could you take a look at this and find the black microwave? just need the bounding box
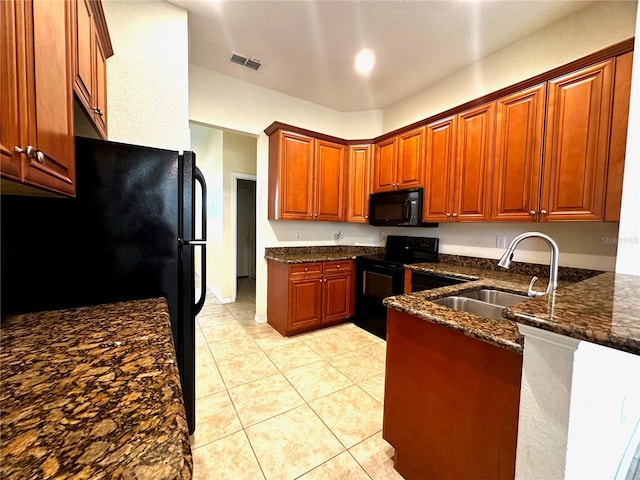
[368,188,437,227]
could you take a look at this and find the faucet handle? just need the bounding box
[527,276,544,297]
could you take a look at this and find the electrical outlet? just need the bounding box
[295,230,301,239]
[496,235,507,248]
[333,230,342,241]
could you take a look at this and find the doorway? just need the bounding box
[235,176,256,302]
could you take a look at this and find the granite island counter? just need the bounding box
[0,297,192,480]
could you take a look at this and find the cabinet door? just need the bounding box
[454,102,495,222]
[541,60,613,221]
[1,0,23,183]
[288,276,323,330]
[322,261,353,323]
[346,144,371,223]
[323,273,351,323]
[73,0,94,114]
[605,52,633,221]
[314,139,345,221]
[277,131,315,220]
[423,117,456,222]
[372,137,397,193]
[93,33,108,137]
[1,0,75,196]
[492,85,545,222]
[396,127,425,189]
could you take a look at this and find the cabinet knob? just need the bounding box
[452,213,458,217]
[93,106,104,116]
[364,215,368,219]
[337,264,340,268]
[529,210,536,216]
[540,210,548,215]
[14,145,44,164]
[304,267,308,272]
[445,213,451,217]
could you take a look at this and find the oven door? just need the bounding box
[355,257,405,324]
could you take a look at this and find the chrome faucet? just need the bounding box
[497,232,559,297]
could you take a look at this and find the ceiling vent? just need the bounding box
[230,51,263,71]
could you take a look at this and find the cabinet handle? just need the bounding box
[540,210,548,215]
[452,213,458,217]
[14,145,44,164]
[529,210,536,216]
[93,106,104,117]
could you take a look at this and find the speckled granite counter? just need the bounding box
[386,260,603,353]
[265,245,383,264]
[0,298,192,480]
[504,272,640,356]
[388,260,639,357]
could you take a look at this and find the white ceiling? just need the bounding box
[170,0,597,112]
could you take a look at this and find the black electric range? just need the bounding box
[354,235,467,339]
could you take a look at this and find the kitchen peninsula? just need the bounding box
[383,266,640,479]
[0,298,192,480]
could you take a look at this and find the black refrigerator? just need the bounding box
[1,136,207,434]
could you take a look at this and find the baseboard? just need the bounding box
[255,314,268,324]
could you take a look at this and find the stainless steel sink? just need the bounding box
[456,289,527,307]
[430,288,527,320]
[432,296,507,321]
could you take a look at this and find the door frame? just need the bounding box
[231,173,257,302]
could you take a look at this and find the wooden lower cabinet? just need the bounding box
[267,259,354,336]
[383,308,522,480]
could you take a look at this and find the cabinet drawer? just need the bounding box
[289,263,322,277]
[323,260,353,275]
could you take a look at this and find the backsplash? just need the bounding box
[439,254,602,282]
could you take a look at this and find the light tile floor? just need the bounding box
[191,278,404,480]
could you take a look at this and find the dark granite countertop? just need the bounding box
[0,298,192,480]
[504,272,640,356]
[389,260,639,357]
[265,245,383,264]
[384,267,539,354]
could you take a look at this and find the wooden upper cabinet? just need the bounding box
[541,60,614,221]
[423,117,456,222]
[396,127,425,189]
[347,144,372,223]
[268,130,346,221]
[454,102,495,222]
[72,0,112,139]
[372,137,397,192]
[273,131,315,220]
[314,139,346,221]
[604,51,633,222]
[1,0,76,196]
[372,127,425,193]
[492,84,546,222]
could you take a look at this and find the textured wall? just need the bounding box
[103,0,190,150]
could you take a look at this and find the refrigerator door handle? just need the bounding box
[193,167,207,315]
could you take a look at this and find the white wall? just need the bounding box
[616,3,640,276]
[189,67,383,318]
[103,0,190,150]
[382,1,638,132]
[190,123,223,298]
[222,131,257,302]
